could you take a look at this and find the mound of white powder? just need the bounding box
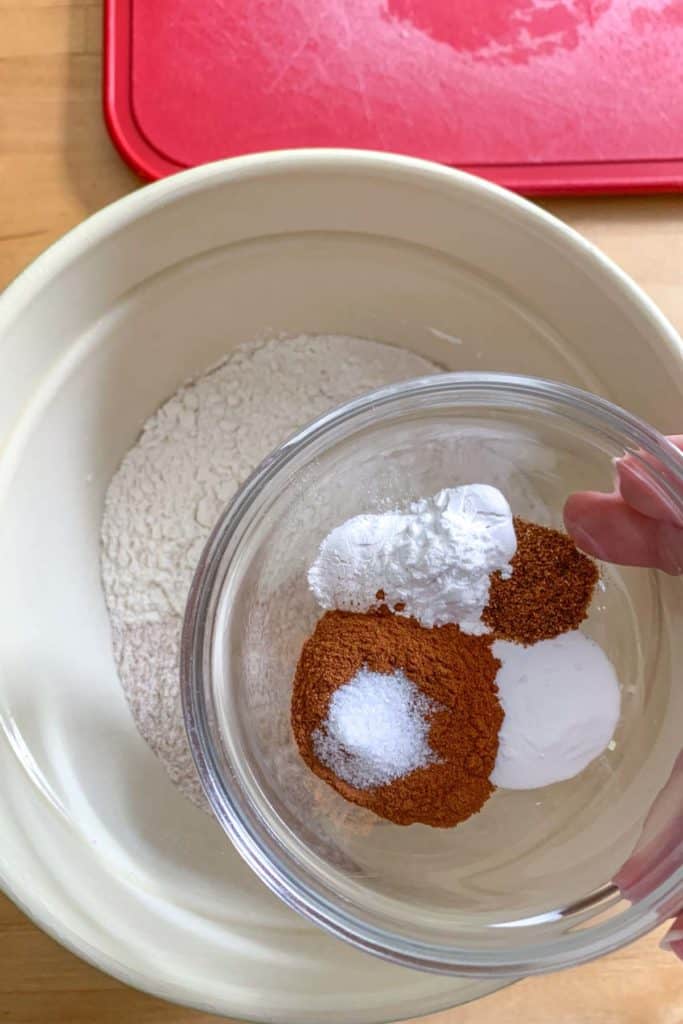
[313,667,439,789]
[101,335,441,807]
[491,632,621,789]
[308,483,516,632]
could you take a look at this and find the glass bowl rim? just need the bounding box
[181,371,683,976]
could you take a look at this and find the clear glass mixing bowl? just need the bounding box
[181,373,683,976]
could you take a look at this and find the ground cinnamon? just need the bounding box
[291,607,502,827]
[483,517,599,645]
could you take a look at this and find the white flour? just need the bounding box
[101,335,440,807]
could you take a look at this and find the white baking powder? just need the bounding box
[313,667,438,789]
[101,335,440,807]
[308,484,516,632]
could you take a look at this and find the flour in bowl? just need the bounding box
[101,335,441,807]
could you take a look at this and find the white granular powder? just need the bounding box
[101,335,440,807]
[491,632,621,790]
[313,667,438,789]
[308,483,516,632]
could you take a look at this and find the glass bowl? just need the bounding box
[181,372,683,977]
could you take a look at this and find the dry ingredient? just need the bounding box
[483,517,599,644]
[313,667,439,788]
[102,323,612,820]
[295,507,615,820]
[291,607,503,827]
[101,334,440,807]
[491,633,621,789]
[308,484,516,633]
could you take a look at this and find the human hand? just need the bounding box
[564,436,683,574]
[612,751,683,959]
[564,439,683,959]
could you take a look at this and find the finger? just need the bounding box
[616,436,683,526]
[661,916,683,959]
[613,751,683,900]
[564,491,683,574]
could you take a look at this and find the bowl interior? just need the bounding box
[204,378,683,963]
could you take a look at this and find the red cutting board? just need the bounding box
[104,0,683,194]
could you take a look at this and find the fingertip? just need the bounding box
[616,457,683,527]
[563,491,618,560]
[660,922,683,959]
[563,491,593,538]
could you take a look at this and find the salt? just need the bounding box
[313,667,438,789]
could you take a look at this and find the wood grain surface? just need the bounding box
[1,2,682,1022]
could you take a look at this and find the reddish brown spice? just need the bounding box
[483,517,599,645]
[291,608,502,827]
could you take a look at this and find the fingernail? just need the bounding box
[660,927,683,951]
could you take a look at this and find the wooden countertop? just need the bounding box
[1,2,682,1021]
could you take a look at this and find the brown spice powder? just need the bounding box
[291,608,502,828]
[483,517,599,645]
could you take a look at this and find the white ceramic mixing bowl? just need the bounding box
[183,371,683,975]
[0,150,682,1021]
